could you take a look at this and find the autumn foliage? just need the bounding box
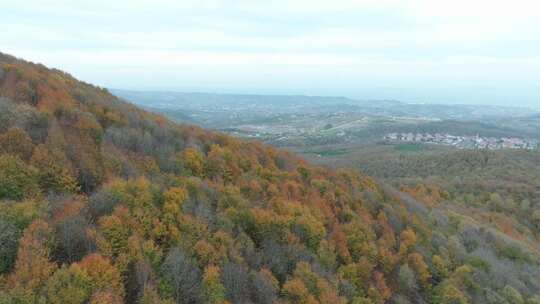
[1,52,538,304]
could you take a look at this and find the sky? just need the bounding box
[2,0,540,108]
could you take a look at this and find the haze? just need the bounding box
[2,0,540,107]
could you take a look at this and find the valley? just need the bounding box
[4,1,540,303]
[1,54,539,304]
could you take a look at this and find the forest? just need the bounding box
[1,52,539,304]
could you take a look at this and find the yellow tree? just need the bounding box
[183,148,205,177]
[399,228,417,257]
[408,253,431,290]
[163,186,188,222]
[432,255,449,281]
[282,277,318,304]
[76,253,125,300]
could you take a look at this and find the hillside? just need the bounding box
[499,114,540,139]
[1,53,539,304]
[324,147,540,235]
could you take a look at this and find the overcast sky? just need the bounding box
[2,0,540,107]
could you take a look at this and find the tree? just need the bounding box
[407,253,431,290]
[8,220,56,290]
[183,148,204,177]
[527,295,540,304]
[76,254,125,300]
[0,217,20,274]
[532,209,540,228]
[339,258,374,296]
[434,284,468,304]
[88,291,123,304]
[0,154,40,200]
[502,285,524,304]
[161,247,201,304]
[372,271,391,303]
[250,268,279,304]
[282,278,315,304]
[98,212,130,257]
[488,193,505,212]
[123,258,153,303]
[45,265,92,304]
[220,262,250,304]
[292,262,321,297]
[0,199,40,232]
[398,228,417,257]
[201,265,226,304]
[30,144,79,194]
[292,214,326,251]
[139,286,174,304]
[0,127,34,160]
[0,289,35,304]
[398,265,417,293]
[194,240,219,268]
[205,144,226,179]
[163,186,188,221]
[316,240,337,271]
[431,255,449,282]
[87,186,122,220]
[53,211,91,263]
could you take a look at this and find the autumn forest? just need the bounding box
[0,52,539,304]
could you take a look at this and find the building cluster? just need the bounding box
[384,133,539,150]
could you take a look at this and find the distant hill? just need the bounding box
[114,89,533,122]
[1,53,539,304]
[489,111,540,139]
[111,89,370,107]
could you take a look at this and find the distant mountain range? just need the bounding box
[112,89,538,122]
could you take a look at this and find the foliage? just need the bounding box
[0,216,20,274]
[45,265,91,304]
[7,220,56,290]
[0,154,40,200]
[201,265,226,304]
[1,52,538,304]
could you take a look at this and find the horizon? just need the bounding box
[2,0,540,108]
[111,88,540,110]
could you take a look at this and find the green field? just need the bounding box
[394,143,424,152]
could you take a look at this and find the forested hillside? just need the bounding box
[1,53,539,304]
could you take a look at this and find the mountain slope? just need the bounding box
[1,53,539,304]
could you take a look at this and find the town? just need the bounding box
[384,132,539,150]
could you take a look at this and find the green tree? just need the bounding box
[502,285,524,304]
[435,284,468,304]
[45,265,92,304]
[0,154,40,200]
[201,265,226,304]
[30,144,79,194]
[0,217,20,274]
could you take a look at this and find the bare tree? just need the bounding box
[161,247,201,304]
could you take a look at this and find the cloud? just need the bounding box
[1,0,539,105]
